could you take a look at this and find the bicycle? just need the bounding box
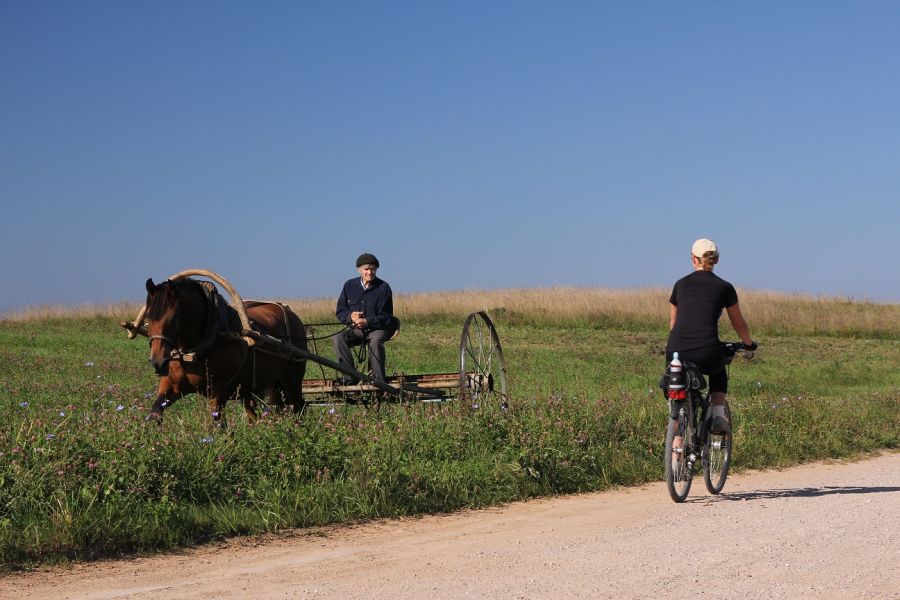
[662,341,756,502]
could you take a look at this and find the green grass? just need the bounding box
[0,315,897,569]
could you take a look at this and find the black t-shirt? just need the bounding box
[666,270,739,352]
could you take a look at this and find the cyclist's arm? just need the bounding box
[669,303,677,330]
[725,303,754,347]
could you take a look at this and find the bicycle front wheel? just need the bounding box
[664,403,693,503]
[703,402,733,494]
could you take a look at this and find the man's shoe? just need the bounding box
[336,376,359,386]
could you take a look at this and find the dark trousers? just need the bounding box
[333,328,390,383]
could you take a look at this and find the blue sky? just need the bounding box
[2,2,898,311]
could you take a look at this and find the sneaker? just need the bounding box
[710,415,731,434]
[709,405,730,434]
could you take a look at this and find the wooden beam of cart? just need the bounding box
[241,329,446,400]
[303,372,481,396]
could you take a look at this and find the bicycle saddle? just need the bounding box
[682,363,707,391]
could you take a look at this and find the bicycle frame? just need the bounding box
[664,341,751,501]
[669,370,711,471]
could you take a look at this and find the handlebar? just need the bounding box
[723,340,758,363]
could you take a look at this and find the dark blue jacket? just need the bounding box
[335,277,395,332]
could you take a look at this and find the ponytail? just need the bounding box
[700,251,718,271]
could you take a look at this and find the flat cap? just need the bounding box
[356,253,380,268]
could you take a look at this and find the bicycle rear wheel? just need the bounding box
[664,403,693,502]
[703,402,732,494]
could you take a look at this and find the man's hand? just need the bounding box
[351,311,367,328]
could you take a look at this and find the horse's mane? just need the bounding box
[146,279,205,320]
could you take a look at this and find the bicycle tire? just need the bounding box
[664,404,693,502]
[703,402,732,494]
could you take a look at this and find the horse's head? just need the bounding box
[145,278,180,376]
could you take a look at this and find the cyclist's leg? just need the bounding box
[671,418,684,471]
[708,371,729,433]
[670,433,683,474]
[683,345,729,433]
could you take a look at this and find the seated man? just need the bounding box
[333,253,398,384]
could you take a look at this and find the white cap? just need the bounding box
[691,238,718,258]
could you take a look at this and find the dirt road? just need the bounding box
[5,452,898,600]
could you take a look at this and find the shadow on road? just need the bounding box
[700,485,900,502]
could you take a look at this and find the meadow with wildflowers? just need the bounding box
[1,292,898,568]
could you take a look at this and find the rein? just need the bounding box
[305,322,352,341]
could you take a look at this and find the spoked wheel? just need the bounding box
[459,311,508,408]
[665,403,694,502]
[703,402,733,494]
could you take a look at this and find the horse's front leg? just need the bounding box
[149,378,180,424]
[208,396,229,430]
[243,393,260,423]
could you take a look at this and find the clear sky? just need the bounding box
[2,2,898,312]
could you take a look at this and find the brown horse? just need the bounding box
[144,277,307,425]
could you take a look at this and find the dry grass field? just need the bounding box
[4,286,898,338]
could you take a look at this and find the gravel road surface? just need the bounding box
[4,452,898,600]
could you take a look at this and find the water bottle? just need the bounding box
[667,352,686,400]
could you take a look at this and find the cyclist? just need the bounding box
[666,239,755,444]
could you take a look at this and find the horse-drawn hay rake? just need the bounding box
[121,270,509,410]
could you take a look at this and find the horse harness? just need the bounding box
[150,280,233,364]
[152,280,303,391]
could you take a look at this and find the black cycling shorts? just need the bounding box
[666,345,728,394]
